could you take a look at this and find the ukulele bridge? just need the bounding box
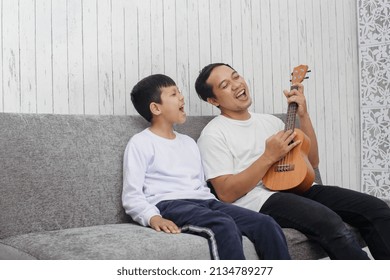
[274,164,295,172]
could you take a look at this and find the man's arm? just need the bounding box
[283,83,319,168]
[210,130,300,203]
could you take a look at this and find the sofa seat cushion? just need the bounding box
[0,223,259,260]
[1,222,365,260]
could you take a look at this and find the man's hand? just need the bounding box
[149,215,180,234]
[283,83,308,118]
[263,130,301,164]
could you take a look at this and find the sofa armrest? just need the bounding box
[314,168,322,185]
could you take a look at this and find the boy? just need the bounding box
[122,74,291,260]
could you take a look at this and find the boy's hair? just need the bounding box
[195,63,234,102]
[131,74,176,122]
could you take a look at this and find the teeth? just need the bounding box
[236,90,245,98]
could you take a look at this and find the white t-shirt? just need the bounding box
[197,112,285,211]
[122,128,215,227]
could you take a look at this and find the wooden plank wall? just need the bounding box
[0,0,360,191]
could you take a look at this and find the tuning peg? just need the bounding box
[304,77,309,79]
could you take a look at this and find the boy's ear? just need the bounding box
[149,102,161,117]
[206,97,219,107]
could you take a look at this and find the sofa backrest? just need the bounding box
[0,112,320,239]
[0,113,236,238]
[0,113,149,239]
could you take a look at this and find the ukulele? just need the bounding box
[262,65,315,194]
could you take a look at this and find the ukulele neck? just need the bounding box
[285,85,298,132]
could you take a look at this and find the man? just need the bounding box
[195,62,390,259]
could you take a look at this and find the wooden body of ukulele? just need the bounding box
[262,65,315,194]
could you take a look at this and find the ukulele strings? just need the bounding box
[282,102,297,172]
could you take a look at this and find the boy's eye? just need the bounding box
[221,82,228,89]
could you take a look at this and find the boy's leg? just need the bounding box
[260,192,369,259]
[303,185,390,259]
[209,200,291,260]
[156,199,245,260]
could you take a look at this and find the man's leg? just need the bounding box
[260,192,369,259]
[303,185,390,259]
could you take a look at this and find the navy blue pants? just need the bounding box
[261,185,390,259]
[156,199,291,260]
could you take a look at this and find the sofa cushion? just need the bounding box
[0,223,258,260]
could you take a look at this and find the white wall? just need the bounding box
[0,0,361,191]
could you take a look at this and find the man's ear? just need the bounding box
[149,102,161,117]
[207,97,219,107]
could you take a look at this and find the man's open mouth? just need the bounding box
[236,89,246,99]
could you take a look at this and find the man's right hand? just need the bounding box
[149,215,180,234]
[263,130,301,164]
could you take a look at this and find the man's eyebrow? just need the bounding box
[218,71,237,88]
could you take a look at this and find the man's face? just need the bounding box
[206,65,252,117]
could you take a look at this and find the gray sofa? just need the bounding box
[0,112,368,260]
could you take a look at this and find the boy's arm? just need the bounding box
[122,140,161,227]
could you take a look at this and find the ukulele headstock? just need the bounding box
[291,65,309,85]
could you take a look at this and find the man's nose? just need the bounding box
[231,79,240,90]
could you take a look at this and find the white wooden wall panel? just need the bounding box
[3,0,20,113]
[112,0,126,115]
[68,0,84,114]
[124,0,138,115]
[0,0,362,191]
[20,0,36,113]
[97,0,113,115]
[176,0,190,115]
[52,0,69,114]
[83,0,100,115]
[35,0,53,113]
[0,1,2,112]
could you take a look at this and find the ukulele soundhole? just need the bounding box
[274,164,295,172]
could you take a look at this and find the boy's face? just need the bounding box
[206,65,252,116]
[153,85,186,124]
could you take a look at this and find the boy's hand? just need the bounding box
[150,215,180,234]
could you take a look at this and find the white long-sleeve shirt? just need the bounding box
[122,128,216,227]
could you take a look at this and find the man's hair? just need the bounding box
[131,74,176,122]
[195,63,234,102]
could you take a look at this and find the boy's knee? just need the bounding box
[215,215,241,235]
[252,214,283,233]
